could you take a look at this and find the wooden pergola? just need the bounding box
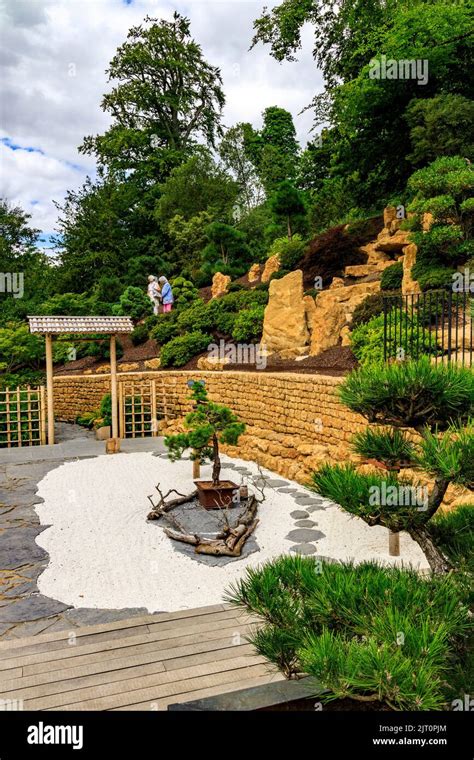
[28,316,134,445]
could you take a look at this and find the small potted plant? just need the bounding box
[165,380,245,509]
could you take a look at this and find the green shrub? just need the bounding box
[150,313,179,345]
[176,299,214,334]
[131,324,149,346]
[431,505,474,579]
[350,312,438,367]
[269,268,291,281]
[380,262,403,291]
[351,292,400,329]
[231,304,265,342]
[268,235,305,270]
[170,276,199,309]
[159,331,212,368]
[417,266,456,292]
[226,556,470,709]
[76,410,100,429]
[112,286,152,322]
[99,393,112,427]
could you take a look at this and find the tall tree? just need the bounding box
[219,123,264,212]
[80,13,225,179]
[246,107,300,192]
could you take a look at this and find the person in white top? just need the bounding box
[147,275,161,315]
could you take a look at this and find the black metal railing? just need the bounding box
[383,290,473,367]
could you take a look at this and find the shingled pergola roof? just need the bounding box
[27,315,134,334]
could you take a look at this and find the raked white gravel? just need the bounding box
[34,452,429,612]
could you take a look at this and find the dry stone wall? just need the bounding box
[53,370,366,483]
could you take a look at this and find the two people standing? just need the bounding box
[147,275,174,315]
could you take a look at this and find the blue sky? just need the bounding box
[0,0,321,246]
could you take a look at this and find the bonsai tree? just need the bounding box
[312,358,474,573]
[165,380,245,486]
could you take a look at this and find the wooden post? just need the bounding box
[110,335,119,440]
[389,530,400,556]
[193,452,201,479]
[40,385,47,445]
[45,334,54,445]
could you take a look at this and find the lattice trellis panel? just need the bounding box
[0,385,46,448]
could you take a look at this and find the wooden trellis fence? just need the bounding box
[118,377,178,438]
[0,385,46,448]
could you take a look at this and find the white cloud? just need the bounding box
[0,0,322,237]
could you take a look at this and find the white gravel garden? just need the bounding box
[34,452,429,613]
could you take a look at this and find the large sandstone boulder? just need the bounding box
[211,272,231,299]
[197,355,230,371]
[401,243,421,295]
[261,254,280,283]
[310,281,380,356]
[261,270,310,356]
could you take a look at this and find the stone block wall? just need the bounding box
[53,370,366,483]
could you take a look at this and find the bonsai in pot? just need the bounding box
[165,380,246,509]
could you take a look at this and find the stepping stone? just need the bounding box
[285,528,325,543]
[290,510,309,520]
[293,498,323,507]
[4,581,35,598]
[294,520,317,528]
[0,544,48,570]
[306,505,326,513]
[278,488,299,494]
[0,594,70,623]
[266,479,289,487]
[290,543,317,555]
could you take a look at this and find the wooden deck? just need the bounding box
[0,604,283,710]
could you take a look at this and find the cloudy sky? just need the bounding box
[0,0,321,243]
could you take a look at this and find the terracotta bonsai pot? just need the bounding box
[194,480,239,509]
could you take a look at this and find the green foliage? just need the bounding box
[176,299,214,334]
[351,292,398,329]
[226,556,469,709]
[130,324,149,346]
[113,286,152,322]
[159,332,211,368]
[201,221,251,278]
[415,422,474,491]
[150,313,179,345]
[267,234,305,270]
[416,266,457,293]
[380,262,403,291]
[431,506,474,578]
[269,180,307,240]
[0,322,43,377]
[339,357,474,431]
[76,409,100,429]
[169,277,199,309]
[405,95,474,166]
[352,428,415,469]
[231,304,265,342]
[165,380,245,482]
[99,393,112,428]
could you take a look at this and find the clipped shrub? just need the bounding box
[231,304,265,342]
[150,313,179,345]
[176,299,214,334]
[112,286,152,322]
[131,324,149,346]
[99,393,112,427]
[170,276,199,309]
[350,312,437,367]
[380,261,403,291]
[159,331,212,368]
[417,266,457,292]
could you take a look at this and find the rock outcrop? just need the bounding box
[261,270,310,356]
[211,272,231,299]
[401,243,421,296]
[261,254,280,283]
[310,280,381,356]
[247,263,261,283]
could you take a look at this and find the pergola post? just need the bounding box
[45,333,55,445]
[110,335,119,440]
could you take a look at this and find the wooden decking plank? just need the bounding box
[45,662,274,711]
[0,632,255,694]
[0,644,257,703]
[0,604,231,653]
[1,611,254,673]
[24,654,266,711]
[113,673,285,711]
